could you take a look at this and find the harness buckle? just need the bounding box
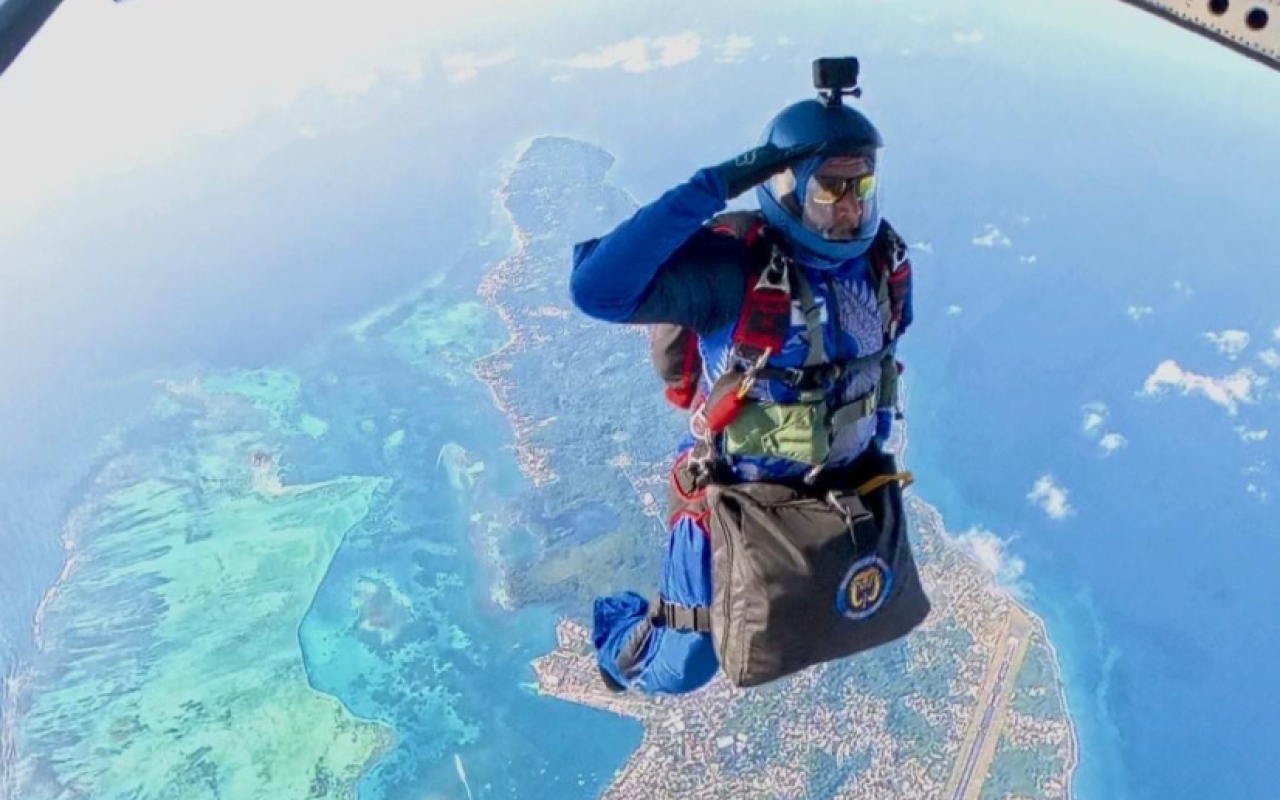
[736,347,773,399]
[805,464,826,485]
[689,404,709,439]
[687,448,717,489]
[754,251,791,293]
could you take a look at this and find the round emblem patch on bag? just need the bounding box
[836,555,893,620]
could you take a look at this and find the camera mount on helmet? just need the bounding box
[754,55,883,267]
[813,57,862,107]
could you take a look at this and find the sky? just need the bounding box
[4,0,1274,237]
[0,0,564,233]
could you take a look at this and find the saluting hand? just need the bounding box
[714,142,825,199]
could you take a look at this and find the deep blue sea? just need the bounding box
[889,15,1280,793]
[4,0,1279,797]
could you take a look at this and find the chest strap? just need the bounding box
[754,346,891,393]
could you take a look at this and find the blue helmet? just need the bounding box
[755,98,884,268]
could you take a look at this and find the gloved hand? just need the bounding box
[874,408,894,447]
[714,141,825,199]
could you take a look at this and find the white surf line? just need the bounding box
[455,753,475,800]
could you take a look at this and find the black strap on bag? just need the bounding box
[650,596,713,633]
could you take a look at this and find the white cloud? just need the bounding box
[953,30,986,45]
[1081,402,1108,436]
[1274,326,1280,342]
[553,38,648,72]
[1019,254,1038,264]
[1204,329,1251,360]
[1140,359,1267,416]
[442,48,517,83]
[777,36,795,47]
[1099,433,1128,455]
[552,32,701,74]
[952,527,1026,593]
[1260,350,1280,370]
[715,34,754,63]
[1082,402,1126,454]
[1173,280,1194,297]
[911,241,934,254]
[1246,483,1270,501]
[1235,426,1269,443]
[947,305,964,316]
[972,225,1012,248]
[1027,475,1074,520]
[654,32,702,66]
[1127,305,1155,321]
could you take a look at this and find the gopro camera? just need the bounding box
[813,57,862,105]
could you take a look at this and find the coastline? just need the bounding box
[0,664,22,800]
[29,508,86,653]
[293,478,401,800]
[897,381,1080,798]
[472,142,557,490]
[1026,603,1080,798]
[3,491,91,799]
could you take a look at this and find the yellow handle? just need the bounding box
[854,471,914,496]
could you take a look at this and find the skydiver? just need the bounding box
[570,58,930,694]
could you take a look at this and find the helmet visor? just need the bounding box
[771,154,881,243]
[801,156,879,242]
[807,173,877,206]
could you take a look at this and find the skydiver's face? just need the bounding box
[801,156,874,241]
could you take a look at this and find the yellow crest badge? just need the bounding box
[837,556,893,620]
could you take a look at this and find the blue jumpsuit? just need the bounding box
[570,166,914,694]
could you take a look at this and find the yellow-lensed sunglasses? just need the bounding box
[808,173,877,205]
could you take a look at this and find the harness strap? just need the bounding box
[869,221,910,413]
[877,354,901,413]
[874,259,893,346]
[754,345,890,392]
[729,249,790,358]
[667,452,712,527]
[792,267,827,368]
[691,239,795,450]
[845,390,878,420]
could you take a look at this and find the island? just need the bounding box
[474,135,1079,799]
